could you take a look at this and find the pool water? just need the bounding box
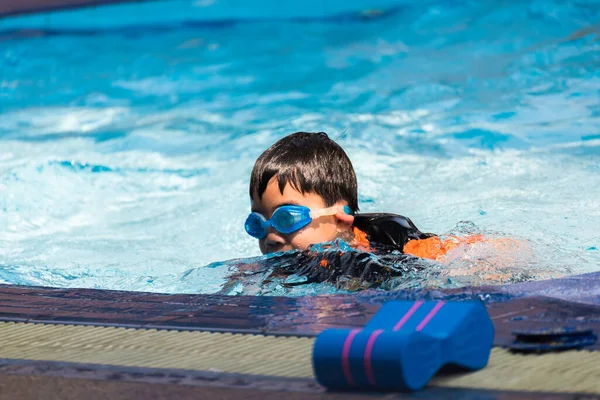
[1,0,599,295]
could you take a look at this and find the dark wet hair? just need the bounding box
[249,132,359,212]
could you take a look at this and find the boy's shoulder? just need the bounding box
[352,213,435,249]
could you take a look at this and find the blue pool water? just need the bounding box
[1,0,599,295]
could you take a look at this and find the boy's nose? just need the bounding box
[264,231,286,252]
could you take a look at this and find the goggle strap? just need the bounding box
[309,205,352,219]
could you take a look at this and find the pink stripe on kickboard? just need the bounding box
[363,329,384,387]
[416,301,445,331]
[341,329,360,386]
[392,301,423,331]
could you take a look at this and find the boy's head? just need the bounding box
[248,132,358,254]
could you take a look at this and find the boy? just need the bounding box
[245,131,481,261]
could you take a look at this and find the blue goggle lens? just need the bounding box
[272,208,301,230]
[245,213,267,239]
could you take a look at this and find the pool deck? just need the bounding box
[0,273,598,399]
[0,0,144,18]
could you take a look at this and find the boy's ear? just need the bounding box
[335,211,354,231]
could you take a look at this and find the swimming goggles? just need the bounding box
[245,205,353,239]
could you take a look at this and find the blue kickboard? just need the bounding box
[312,300,494,391]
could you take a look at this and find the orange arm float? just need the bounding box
[403,235,487,261]
[351,227,522,262]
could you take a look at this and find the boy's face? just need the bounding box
[251,176,354,254]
